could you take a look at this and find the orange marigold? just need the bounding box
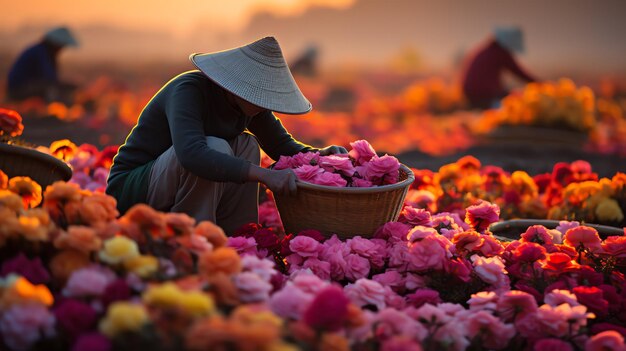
[164,212,196,237]
[118,204,167,242]
[49,249,91,283]
[0,169,8,189]
[49,139,78,162]
[54,225,102,254]
[198,247,242,277]
[194,221,227,248]
[8,176,42,209]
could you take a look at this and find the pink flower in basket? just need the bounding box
[289,235,323,258]
[293,164,324,183]
[349,140,377,166]
[351,178,374,187]
[356,155,400,185]
[312,171,347,187]
[318,154,356,177]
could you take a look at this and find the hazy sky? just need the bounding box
[1,0,625,78]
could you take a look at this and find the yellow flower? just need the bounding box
[99,302,149,337]
[142,283,215,317]
[178,291,215,317]
[142,283,184,308]
[595,198,624,222]
[123,255,159,278]
[99,235,140,265]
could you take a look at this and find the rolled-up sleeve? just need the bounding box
[166,82,251,183]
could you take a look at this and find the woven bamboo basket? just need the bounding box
[274,164,414,239]
[0,143,72,190]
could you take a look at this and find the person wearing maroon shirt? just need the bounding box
[461,27,538,109]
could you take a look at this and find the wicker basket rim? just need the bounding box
[489,219,624,236]
[294,164,414,194]
[0,143,72,180]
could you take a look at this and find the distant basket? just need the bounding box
[0,143,72,190]
[274,164,414,239]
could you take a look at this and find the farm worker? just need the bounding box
[7,26,79,103]
[106,36,346,235]
[461,27,538,109]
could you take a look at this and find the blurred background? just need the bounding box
[1,0,625,175]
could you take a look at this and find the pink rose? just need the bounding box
[1,253,50,285]
[348,236,386,269]
[303,285,351,331]
[273,155,294,170]
[289,235,323,258]
[443,257,472,282]
[414,303,453,324]
[404,273,428,290]
[320,242,349,281]
[293,164,325,183]
[407,236,448,272]
[380,336,424,351]
[372,271,405,292]
[227,236,259,256]
[496,290,538,322]
[388,241,410,272]
[406,289,441,308]
[356,154,400,185]
[269,284,313,320]
[374,222,412,242]
[468,291,499,311]
[290,271,330,294]
[534,338,574,351]
[233,272,273,302]
[291,151,320,167]
[564,226,603,252]
[351,178,374,187]
[602,236,626,257]
[464,310,516,350]
[472,255,509,289]
[318,154,356,177]
[520,225,556,246]
[349,139,377,165]
[407,226,438,242]
[586,331,626,351]
[0,304,56,351]
[258,201,282,228]
[344,278,387,311]
[477,234,505,257]
[241,255,277,281]
[465,200,500,233]
[372,308,427,341]
[53,299,97,340]
[63,265,116,297]
[544,289,580,307]
[302,258,331,281]
[311,171,348,187]
[344,254,371,281]
[399,206,432,227]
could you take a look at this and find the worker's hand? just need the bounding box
[319,145,348,156]
[248,165,297,196]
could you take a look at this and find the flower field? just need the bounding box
[1,74,626,350]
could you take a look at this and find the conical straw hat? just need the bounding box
[44,27,79,47]
[190,37,312,114]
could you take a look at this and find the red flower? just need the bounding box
[532,173,552,194]
[542,252,577,272]
[302,285,351,332]
[602,236,626,257]
[0,108,24,137]
[94,145,119,170]
[53,299,97,340]
[0,253,50,285]
[297,229,326,243]
[551,162,573,186]
[514,242,547,262]
[253,228,280,250]
[233,222,261,237]
[573,286,609,318]
[464,200,500,233]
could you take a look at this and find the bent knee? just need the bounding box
[206,136,234,156]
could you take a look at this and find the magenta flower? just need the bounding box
[241,255,277,281]
[289,235,323,258]
[374,222,412,242]
[344,279,386,311]
[290,271,330,294]
[0,304,56,351]
[233,272,273,303]
[273,155,295,170]
[465,201,501,233]
[534,338,574,351]
[269,284,313,320]
[407,236,448,271]
[293,164,324,183]
[311,171,347,187]
[318,154,356,177]
[53,299,97,340]
[406,289,441,308]
[543,289,579,307]
[297,229,326,242]
[349,139,377,165]
[464,311,516,350]
[1,253,50,285]
[348,236,386,269]
[372,308,427,341]
[471,255,509,289]
[586,331,626,351]
[520,225,555,246]
[344,254,371,281]
[356,154,400,185]
[63,265,116,297]
[468,291,499,311]
[291,151,320,167]
[303,285,351,331]
[302,258,331,281]
[101,279,132,308]
[372,271,405,292]
[573,286,609,318]
[496,290,538,322]
[227,236,258,256]
[380,336,424,351]
[399,206,432,227]
[72,332,112,351]
[252,228,280,250]
[407,226,438,242]
[351,178,374,187]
